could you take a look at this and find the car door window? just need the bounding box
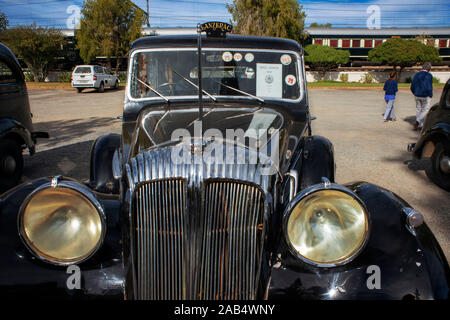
[0,60,16,84]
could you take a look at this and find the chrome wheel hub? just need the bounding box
[440,155,450,174]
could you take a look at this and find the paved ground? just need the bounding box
[22,86,449,263]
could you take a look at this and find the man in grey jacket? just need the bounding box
[410,62,433,130]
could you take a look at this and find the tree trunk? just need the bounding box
[115,56,120,75]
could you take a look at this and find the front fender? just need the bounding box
[413,122,450,159]
[268,182,449,300]
[0,178,124,299]
[0,118,35,154]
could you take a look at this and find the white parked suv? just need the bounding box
[71,65,119,93]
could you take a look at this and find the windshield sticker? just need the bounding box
[245,53,254,62]
[243,67,255,79]
[285,74,297,86]
[233,53,243,62]
[256,63,282,99]
[222,52,233,62]
[280,54,292,65]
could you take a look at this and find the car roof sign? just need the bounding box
[199,21,233,38]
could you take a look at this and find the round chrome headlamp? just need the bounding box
[283,183,369,267]
[18,179,106,265]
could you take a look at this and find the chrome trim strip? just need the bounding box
[126,47,304,104]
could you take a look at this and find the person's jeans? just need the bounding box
[415,96,431,127]
[383,99,395,120]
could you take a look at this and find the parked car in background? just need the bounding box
[0,23,448,300]
[71,65,119,93]
[0,43,48,193]
[408,79,450,191]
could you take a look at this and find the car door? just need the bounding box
[0,58,32,130]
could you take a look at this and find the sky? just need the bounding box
[0,0,449,29]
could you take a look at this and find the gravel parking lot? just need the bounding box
[22,86,449,262]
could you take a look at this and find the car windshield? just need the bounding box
[74,67,92,74]
[129,49,301,101]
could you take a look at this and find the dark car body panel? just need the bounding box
[412,80,450,159]
[0,43,35,151]
[0,178,124,299]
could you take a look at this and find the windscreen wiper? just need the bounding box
[172,70,216,102]
[136,78,169,102]
[212,80,265,103]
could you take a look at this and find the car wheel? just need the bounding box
[76,88,83,93]
[98,82,104,93]
[425,141,450,191]
[0,139,24,193]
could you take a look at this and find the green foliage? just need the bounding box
[432,76,441,84]
[76,0,145,72]
[305,44,349,76]
[309,22,332,28]
[227,0,307,42]
[368,38,441,69]
[24,72,35,82]
[339,73,349,82]
[0,10,8,31]
[57,72,72,83]
[2,25,65,82]
[360,73,374,84]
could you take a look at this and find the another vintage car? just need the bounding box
[0,42,48,193]
[0,24,449,300]
[71,65,119,93]
[408,79,450,191]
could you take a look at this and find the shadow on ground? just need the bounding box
[33,117,120,149]
[22,140,93,183]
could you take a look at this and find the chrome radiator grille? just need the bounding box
[198,180,264,300]
[135,179,187,300]
[133,178,265,300]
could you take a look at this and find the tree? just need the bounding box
[76,0,145,73]
[368,38,441,78]
[309,22,332,28]
[2,25,65,82]
[227,0,307,42]
[304,44,349,77]
[0,10,8,31]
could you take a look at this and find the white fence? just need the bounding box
[306,71,450,83]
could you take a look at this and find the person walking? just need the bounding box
[383,71,398,122]
[410,62,433,130]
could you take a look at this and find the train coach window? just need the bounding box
[364,39,373,48]
[330,39,338,48]
[352,40,361,48]
[439,39,448,48]
[342,39,350,48]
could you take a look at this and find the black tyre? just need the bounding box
[425,141,450,191]
[76,88,83,93]
[98,82,104,93]
[0,139,24,193]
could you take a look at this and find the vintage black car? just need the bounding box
[0,42,48,193]
[408,79,450,191]
[0,25,449,300]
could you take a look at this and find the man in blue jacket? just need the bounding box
[410,62,433,130]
